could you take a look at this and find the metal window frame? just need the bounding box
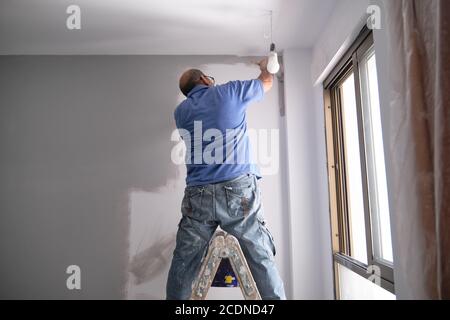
[323,26,395,296]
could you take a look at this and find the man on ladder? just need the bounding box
[166,58,286,300]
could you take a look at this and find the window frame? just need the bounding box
[323,27,395,297]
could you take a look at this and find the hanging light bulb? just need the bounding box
[267,43,280,74]
[266,11,279,74]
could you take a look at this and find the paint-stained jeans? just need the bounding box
[166,174,286,300]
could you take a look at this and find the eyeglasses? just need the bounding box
[204,75,215,85]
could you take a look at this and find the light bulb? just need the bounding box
[267,51,280,74]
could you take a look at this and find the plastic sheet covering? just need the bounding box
[383,0,450,299]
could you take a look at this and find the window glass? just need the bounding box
[359,49,393,264]
[340,73,368,265]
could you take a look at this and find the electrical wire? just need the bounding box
[270,10,273,45]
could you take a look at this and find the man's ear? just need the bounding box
[199,75,209,86]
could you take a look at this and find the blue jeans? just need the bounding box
[166,174,286,300]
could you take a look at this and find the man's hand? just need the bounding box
[257,58,273,93]
[258,58,269,71]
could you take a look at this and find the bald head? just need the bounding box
[179,69,207,97]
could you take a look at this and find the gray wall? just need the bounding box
[0,56,290,299]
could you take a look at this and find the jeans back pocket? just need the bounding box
[224,179,256,217]
[182,187,205,219]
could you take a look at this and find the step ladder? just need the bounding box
[190,230,261,300]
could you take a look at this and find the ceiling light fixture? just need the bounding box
[266,10,280,75]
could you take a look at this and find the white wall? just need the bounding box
[282,48,334,299]
[311,0,370,85]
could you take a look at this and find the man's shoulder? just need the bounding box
[216,79,261,93]
[174,100,188,125]
[175,99,188,114]
[215,79,263,104]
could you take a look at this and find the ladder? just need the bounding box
[190,230,261,300]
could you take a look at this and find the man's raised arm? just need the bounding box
[257,58,274,93]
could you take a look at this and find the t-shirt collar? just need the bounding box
[187,85,209,98]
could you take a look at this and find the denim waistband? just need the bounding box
[218,173,253,184]
[185,173,255,193]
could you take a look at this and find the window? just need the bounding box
[323,27,395,298]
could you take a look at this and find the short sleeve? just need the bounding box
[218,79,264,105]
[174,106,182,129]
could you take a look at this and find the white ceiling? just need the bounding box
[0,0,336,55]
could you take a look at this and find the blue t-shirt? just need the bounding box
[174,79,264,186]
